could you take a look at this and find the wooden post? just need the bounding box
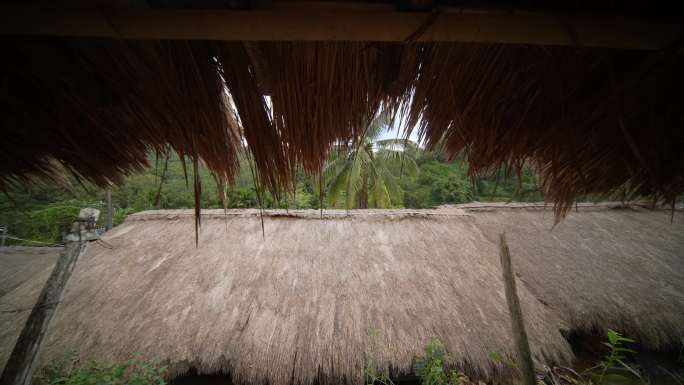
[0,239,84,385]
[106,188,113,231]
[499,233,536,385]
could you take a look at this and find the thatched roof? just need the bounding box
[1,204,681,384]
[1,2,684,216]
[464,203,684,349]
[0,247,61,371]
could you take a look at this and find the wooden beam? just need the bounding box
[499,233,536,385]
[0,3,682,49]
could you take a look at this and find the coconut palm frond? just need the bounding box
[370,172,392,208]
[327,162,350,207]
[376,139,420,180]
[376,164,404,205]
[345,148,370,209]
[399,156,419,179]
[375,138,415,149]
[323,155,346,181]
[376,150,418,179]
[326,114,419,208]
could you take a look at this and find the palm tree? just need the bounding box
[324,116,419,209]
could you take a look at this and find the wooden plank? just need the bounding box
[0,4,681,49]
[0,241,84,385]
[499,233,536,385]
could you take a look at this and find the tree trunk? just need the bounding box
[0,241,84,385]
[499,233,536,385]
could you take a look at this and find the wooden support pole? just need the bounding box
[106,189,113,231]
[499,233,536,385]
[0,4,681,49]
[0,240,84,385]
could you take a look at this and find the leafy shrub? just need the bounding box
[40,352,167,385]
[486,351,517,370]
[414,337,477,385]
[589,329,642,385]
[539,329,645,385]
[0,202,80,245]
[113,207,137,226]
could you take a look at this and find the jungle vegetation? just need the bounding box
[1,119,543,245]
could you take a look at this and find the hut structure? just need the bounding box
[2,1,684,384]
[1,204,682,384]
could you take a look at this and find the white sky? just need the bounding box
[377,121,421,144]
[231,89,424,145]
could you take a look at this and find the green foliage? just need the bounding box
[401,150,543,209]
[369,331,659,385]
[364,332,479,385]
[0,153,321,244]
[402,159,473,208]
[590,330,641,385]
[0,197,83,245]
[414,337,474,385]
[113,207,137,227]
[474,167,543,203]
[40,352,167,385]
[325,117,418,209]
[486,350,517,370]
[23,204,80,244]
[1,144,547,243]
[540,330,645,385]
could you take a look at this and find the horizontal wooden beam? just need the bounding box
[1,3,682,49]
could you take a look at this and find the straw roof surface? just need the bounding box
[0,204,679,384]
[0,247,62,371]
[465,203,684,349]
[2,35,684,215]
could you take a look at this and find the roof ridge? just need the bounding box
[124,202,681,222]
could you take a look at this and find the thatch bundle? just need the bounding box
[1,38,240,187]
[2,38,683,214]
[2,204,681,384]
[406,43,684,214]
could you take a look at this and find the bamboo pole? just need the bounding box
[499,232,536,385]
[0,238,84,385]
[0,4,681,49]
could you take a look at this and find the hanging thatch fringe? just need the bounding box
[1,38,683,218]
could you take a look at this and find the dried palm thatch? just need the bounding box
[0,38,240,190]
[38,209,571,384]
[0,205,680,384]
[406,43,684,215]
[0,247,61,371]
[218,41,410,195]
[2,38,683,217]
[469,203,684,349]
